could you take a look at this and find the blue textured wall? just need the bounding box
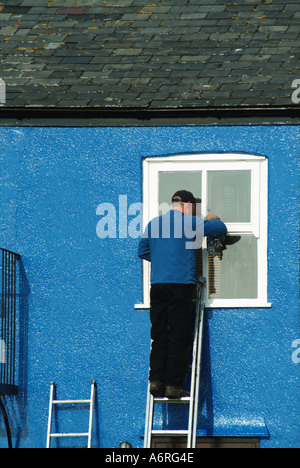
[0,125,299,448]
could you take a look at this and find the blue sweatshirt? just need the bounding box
[138,210,227,285]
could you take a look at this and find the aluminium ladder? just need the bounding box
[46,380,96,449]
[144,277,206,449]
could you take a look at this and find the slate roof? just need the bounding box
[0,0,299,110]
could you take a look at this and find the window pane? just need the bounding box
[159,171,202,214]
[209,235,257,299]
[207,171,251,223]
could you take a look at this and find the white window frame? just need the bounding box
[135,153,271,309]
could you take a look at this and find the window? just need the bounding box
[136,153,270,309]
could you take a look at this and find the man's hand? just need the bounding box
[206,214,220,220]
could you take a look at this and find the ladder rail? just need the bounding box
[88,380,96,449]
[144,382,154,448]
[46,382,55,449]
[190,279,205,448]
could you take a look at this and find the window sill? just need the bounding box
[207,299,272,308]
[134,301,272,310]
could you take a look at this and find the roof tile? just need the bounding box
[0,0,299,109]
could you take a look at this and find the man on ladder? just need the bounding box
[138,190,227,400]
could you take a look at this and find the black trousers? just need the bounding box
[149,283,194,387]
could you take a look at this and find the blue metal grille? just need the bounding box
[0,248,20,395]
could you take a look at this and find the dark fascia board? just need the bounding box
[0,105,299,126]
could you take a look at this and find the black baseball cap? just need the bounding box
[171,190,198,204]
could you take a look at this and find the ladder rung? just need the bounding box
[53,400,91,405]
[50,433,89,438]
[152,430,189,436]
[154,397,190,404]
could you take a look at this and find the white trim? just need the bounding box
[257,158,269,304]
[142,159,151,306]
[139,153,269,309]
[207,300,272,308]
[134,302,272,310]
[145,153,267,163]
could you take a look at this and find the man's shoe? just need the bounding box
[150,381,165,398]
[165,386,190,399]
